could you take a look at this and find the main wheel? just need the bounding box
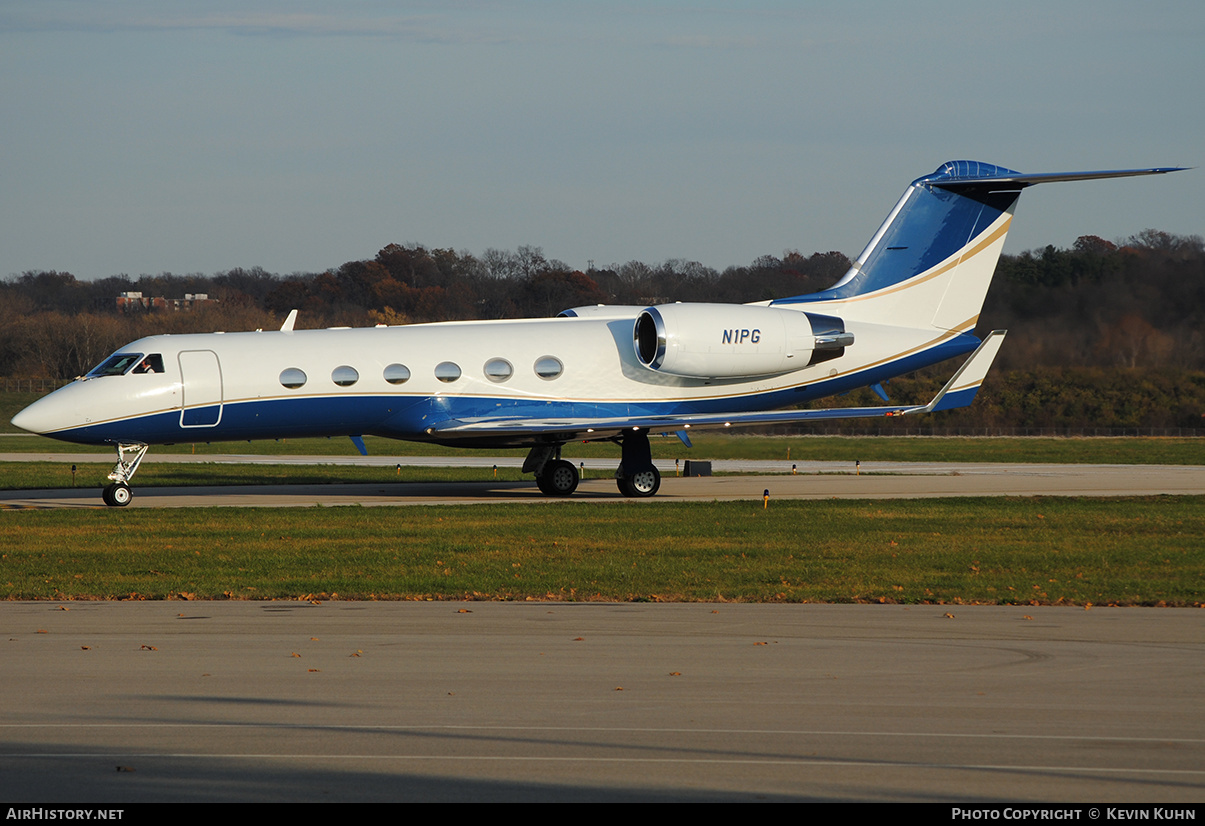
[617,466,660,498]
[537,459,579,496]
[103,482,132,507]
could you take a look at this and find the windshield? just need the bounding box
[85,353,145,378]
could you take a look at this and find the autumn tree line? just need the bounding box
[2,230,1203,430]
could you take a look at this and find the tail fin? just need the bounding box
[773,160,1184,334]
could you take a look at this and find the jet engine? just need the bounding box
[633,303,852,379]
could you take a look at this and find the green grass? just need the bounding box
[3,497,1202,605]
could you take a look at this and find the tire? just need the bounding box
[101,484,114,507]
[617,466,660,498]
[109,483,132,507]
[539,460,579,496]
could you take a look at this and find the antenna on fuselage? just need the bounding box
[280,309,299,332]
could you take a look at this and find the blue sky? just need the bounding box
[2,1,1201,280]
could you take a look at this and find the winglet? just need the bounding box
[921,330,1007,413]
[280,309,299,332]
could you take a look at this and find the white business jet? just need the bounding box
[11,161,1183,505]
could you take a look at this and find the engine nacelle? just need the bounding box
[633,303,852,379]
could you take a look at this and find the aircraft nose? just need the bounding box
[11,398,52,434]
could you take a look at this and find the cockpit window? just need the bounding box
[86,353,144,378]
[131,354,165,374]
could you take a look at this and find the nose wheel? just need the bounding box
[102,482,132,507]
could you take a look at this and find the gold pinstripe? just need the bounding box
[838,216,1011,303]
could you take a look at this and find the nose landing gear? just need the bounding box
[101,443,148,507]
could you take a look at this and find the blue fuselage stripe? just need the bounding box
[42,334,980,446]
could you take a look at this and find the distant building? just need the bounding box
[116,292,217,312]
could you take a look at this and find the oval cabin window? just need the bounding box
[484,358,514,383]
[435,362,462,383]
[383,363,410,385]
[332,365,359,387]
[534,356,563,380]
[279,368,307,389]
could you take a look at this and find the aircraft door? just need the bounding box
[178,350,224,427]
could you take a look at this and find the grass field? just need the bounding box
[3,496,1202,605]
[6,392,1203,608]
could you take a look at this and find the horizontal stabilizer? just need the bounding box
[920,161,1187,191]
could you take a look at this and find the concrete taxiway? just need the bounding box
[5,455,1202,801]
[1,456,1203,508]
[2,601,1202,802]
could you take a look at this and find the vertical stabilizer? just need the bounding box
[771,160,1184,334]
[773,161,1023,334]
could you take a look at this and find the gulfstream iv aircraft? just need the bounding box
[12,161,1183,505]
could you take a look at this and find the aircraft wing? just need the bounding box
[431,331,1006,440]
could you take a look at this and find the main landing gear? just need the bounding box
[616,466,660,498]
[525,446,580,496]
[523,429,661,499]
[614,429,659,498]
[101,442,148,507]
